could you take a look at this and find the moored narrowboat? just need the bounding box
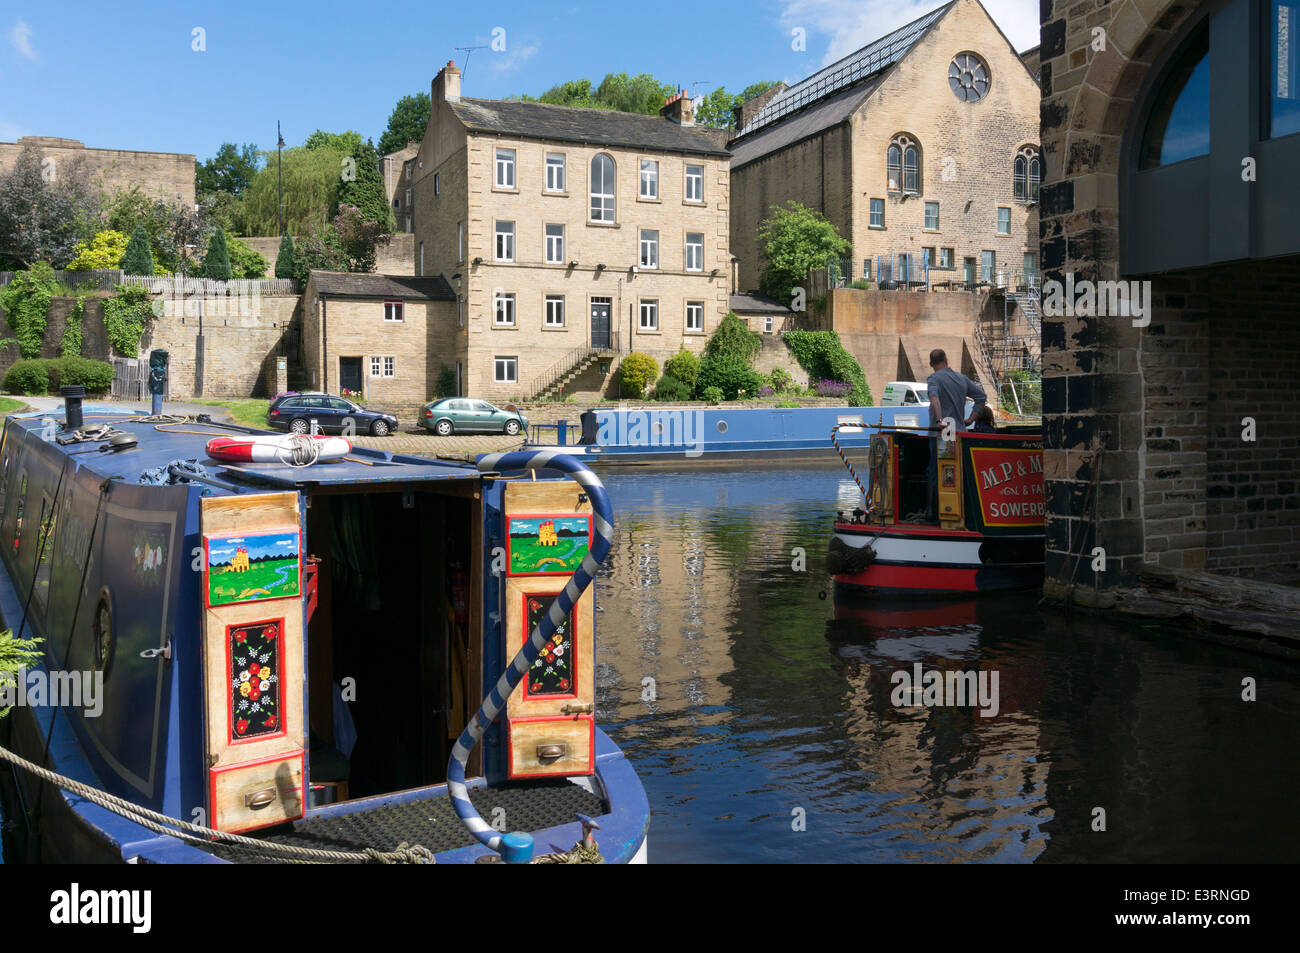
[828,425,1044,596]
[0,395,648,863]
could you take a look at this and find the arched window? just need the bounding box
[590,154,616,223]
[887,135,920,194]
[1014,146,1041,202]
[1139,22,1209,169]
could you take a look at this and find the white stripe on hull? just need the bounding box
[834,531,983,566]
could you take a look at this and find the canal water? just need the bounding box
[592,464,1300,863]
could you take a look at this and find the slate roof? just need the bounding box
[729,1,954,168]
[309,271,455,300]
[729,292,791,314]
[449,97,730,158]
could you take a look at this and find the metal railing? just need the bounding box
[528,335,619,402]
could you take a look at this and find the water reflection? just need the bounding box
[594,465,1300,863]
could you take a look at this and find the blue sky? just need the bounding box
[209,533,298,563]
[1,0,1038,162]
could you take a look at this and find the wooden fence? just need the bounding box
[111,356,171,401]
[0,270,296,296]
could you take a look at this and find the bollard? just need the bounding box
[499,831,535,864]
[556,420,567,445]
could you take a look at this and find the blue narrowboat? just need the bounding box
[0,394,648,864]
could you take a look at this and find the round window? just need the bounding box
[92,589,115,678]
[716,420,729,434]
[949,53,990,102]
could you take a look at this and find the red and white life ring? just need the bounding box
[205,434,352,464]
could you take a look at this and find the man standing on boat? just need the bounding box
[924,349,987,522]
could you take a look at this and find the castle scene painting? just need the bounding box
[204,531,301,607]
[507,516,591,575]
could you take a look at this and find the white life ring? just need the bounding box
[206,434,352,464]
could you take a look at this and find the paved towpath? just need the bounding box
[10,397,524,461]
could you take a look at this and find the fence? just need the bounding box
[111,356,170,401]
[0,268,124,290]
[0,270,297,296]
[820,259,1043,294]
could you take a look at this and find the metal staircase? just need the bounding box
[529,344,619,402]
[977,275,1042,417]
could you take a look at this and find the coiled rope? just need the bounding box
[276,434,323,468]
[446,450,614,863]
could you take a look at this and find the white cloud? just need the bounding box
[779,0,1039,68]
[491,39,541,73]
[7,19,37,61]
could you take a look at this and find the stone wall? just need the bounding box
[0,136,194,207]
[144,294,300,399]
[0,295,112,383]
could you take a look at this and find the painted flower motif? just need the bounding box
[266,627,277,640]
[235,719,249,734]
[250,677,260,691]
[265,715,277,729]
[240,669,250,682]
[559,678,570,691]
[250,689,261,701]
[235,631,247,643]
[249,663,260,676]
[240,682,251,697]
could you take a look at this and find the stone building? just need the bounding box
[300,271,456,410]
[1039,0,1300,637]
[0,136,195,207]
[728,0,1041,297]
[382,142,420,232]
[407,62,732,402]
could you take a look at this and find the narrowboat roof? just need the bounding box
[3,408,482,492]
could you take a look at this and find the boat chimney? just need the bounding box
[62,385,85,431]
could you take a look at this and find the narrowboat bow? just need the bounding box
[827,424,1045,596]
[0,396,648,863]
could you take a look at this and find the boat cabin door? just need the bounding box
[198,492,307,832]
[500,481,596,779]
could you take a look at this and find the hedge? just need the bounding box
[781,329,872,406]
[3,357,114,396]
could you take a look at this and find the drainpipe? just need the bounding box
[321,292,328,392]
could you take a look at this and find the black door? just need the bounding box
[339,357,363,394]
[590,298,611,349]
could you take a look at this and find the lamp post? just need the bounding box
[277,121,285,237]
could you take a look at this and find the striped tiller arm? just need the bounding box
[831,424,871,506]
[445,450,615,862]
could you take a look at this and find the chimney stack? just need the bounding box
[660,89,694,126]
[434,60,461,104]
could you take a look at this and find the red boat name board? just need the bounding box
[970,447,1045,526]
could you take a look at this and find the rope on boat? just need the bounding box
[276,434,322,468]
[0,742,436,864]
[446,450,614,864]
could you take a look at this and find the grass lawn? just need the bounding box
[208,557,300,606]
[0,397,27,414]
[192,399,271,429]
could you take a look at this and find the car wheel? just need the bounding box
[435,419,454,436]
[370,420,390,437]
[503,419,521,436]
[289,418,309,435]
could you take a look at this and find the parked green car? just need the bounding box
[422,397,529,436]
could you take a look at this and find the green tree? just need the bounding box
[201,228,232,280]
[120,225,155,275]
[0,143,100,268]
[304,129,364,153]
[378,92,431,155]
[521,73,675,114]
[274,233,295,279]
[332,205,390,273]
[663,349,701,393]
[292,224,348,286]
[619,352,659,397]
[757,201,850,306]
[226,237,269,279]
[695,80,781,129]
[704,311,762,363]
[241,144,351,235]
[196,142,260,196]
[66,230,130,271]
[334,142,392,229]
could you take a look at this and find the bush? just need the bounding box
[701,386,724,403]
[650,374,692,401]
[768,367,793,393]
[61,296,85,357]
[120,225,155,276]
[0,262,57,359]
[102,285,156,357]
[697,354,762,401]
[58,356,113,392]
[662,349,701,394]
[226,238,269,280]
[757,385,774,397]
[704,311,761,363]
[813,378,850,398]
[783,330,872,405]
[619,352,659,397]
[66,230,130,272]
[3,360,49,395]
[776,399,801,408]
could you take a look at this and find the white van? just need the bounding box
[880,381,930,406]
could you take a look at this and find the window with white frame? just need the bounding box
[639,159,659,199]
[546,153,566,192]
[686,300,704,332]
[590,154,615,222]
[545,224,564,264]
[457,222,464,262]
[639,299,658,331]
[939,247,954,269]
[869,198,885,228]
[685,164,703,202]
[370,357,381,377]
[434,173,440,195]
[887,135,921,193]
[639,229,658,269]
[981,250,995,282]
[924,202,939,230]
[685,232,703,271]
[383,357,394,377]
[495,221,515,261]
[494,356,517,383]
[458,296,464,328]
[418,242,424,275]
[494,292,516,326]
[495,148,515,188]
[1014,146,1041,202]
[545,295,565,327]
[996,206,1011,235]
[764,315,774,333]
[384,300,403,322]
